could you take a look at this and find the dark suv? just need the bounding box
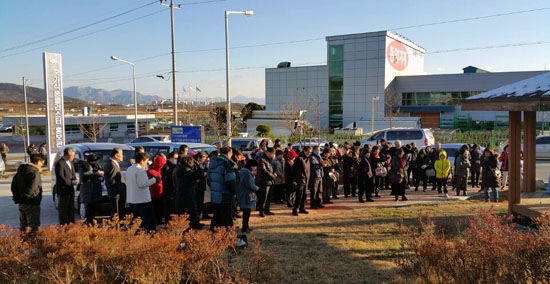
[52,143,134,220]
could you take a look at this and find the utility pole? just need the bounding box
[160,0,180,126]
[22,77,30,162]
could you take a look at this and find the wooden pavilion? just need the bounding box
[461,72,550,216]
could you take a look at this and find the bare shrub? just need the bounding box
[0,215,274,283]
[397,209,550,284]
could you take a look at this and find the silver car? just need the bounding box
[52,143,134,219]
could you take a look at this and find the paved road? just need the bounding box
[1,152,549,230]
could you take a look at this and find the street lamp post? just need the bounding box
[225,10,253,147]
[110,56,138,139]
[372,96,380,134]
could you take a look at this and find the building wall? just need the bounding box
[265,65,328,131]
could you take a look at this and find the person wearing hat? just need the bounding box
[284,149,298,207]
[357,147,374,202]
[434,150,451,198]
[79,153,104,225]
[388,148,409,201]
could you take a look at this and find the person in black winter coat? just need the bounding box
[414,150,430,192]
[11,153,45,235]
[79,154,104,225]
[175,156,204,229]
[161,151,178,223]
[470,144,482,188]
[357,149,374,202]
[256,147,277,217]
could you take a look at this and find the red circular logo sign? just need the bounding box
[386,41,409,71]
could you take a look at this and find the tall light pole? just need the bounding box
[110,56,138,139]
[160,0,180,126]
[225,10,253,146]
[372,96,380,134]
[22,77,30,162]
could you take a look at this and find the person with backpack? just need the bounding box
[11,153,45,235]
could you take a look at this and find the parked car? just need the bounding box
[361,128,435,147]
[0,124,13,132]
[52,143,135,220]
[212,138,273,155]
[127,141,217,156]
[499,135,550,159]
[292,140,339,152]
[130,134,171,143]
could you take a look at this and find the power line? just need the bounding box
[0,1,158,54]
[0,9,166,59]
[390,7,550,31]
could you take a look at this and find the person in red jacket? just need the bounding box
[147,153,166,225]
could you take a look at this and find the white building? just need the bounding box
[3,114,156,142]
[264,30,549,132]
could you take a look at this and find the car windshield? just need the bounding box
[82,149,134,171]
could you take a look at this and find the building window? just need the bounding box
[328,45,344,129]
[65,125,80,135]
[402,91,484,106]
[110,123,118,132]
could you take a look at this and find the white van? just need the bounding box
[360,128,435,147]
[127,141,217,156]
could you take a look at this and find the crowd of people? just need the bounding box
[10,138,508,235]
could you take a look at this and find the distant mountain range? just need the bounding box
[0,83,264,105]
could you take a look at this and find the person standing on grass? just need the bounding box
[292,146,312,216]
[126,152,158,232]
[55,147,77,225]
[105,148,127,219]
[284,149,298,207]
[481,147,500,203]
[272,149,286,204]
[389,148,409,201]
[454,149,471,196]
[309,145,324,209]
[256,147,277,217]
[357,148,374,203]
[321,148,336,204]
[11,153,45,236]
[413,149,429,192]
[434,150,451,198]
[236,159,259,233]
[470,144,482,189]
[208,146,237,230]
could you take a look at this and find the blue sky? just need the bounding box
[1,0,549,102]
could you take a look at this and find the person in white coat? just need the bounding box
[126,152,158,232]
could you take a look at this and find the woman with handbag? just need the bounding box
[388,148,409,201]
[481,147,500,203]
[236,159,259,233]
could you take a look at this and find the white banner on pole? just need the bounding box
[43,52,65,170]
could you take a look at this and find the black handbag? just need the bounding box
[389,172,403,184]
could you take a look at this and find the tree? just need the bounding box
[384,79,402,129]
[256,124,271,137]
[77,115,109,142]
[241,102,265,127]
[209,106,227,144]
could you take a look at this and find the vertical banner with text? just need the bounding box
[43,52,65,170]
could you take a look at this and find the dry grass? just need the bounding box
[248,200,508,284]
